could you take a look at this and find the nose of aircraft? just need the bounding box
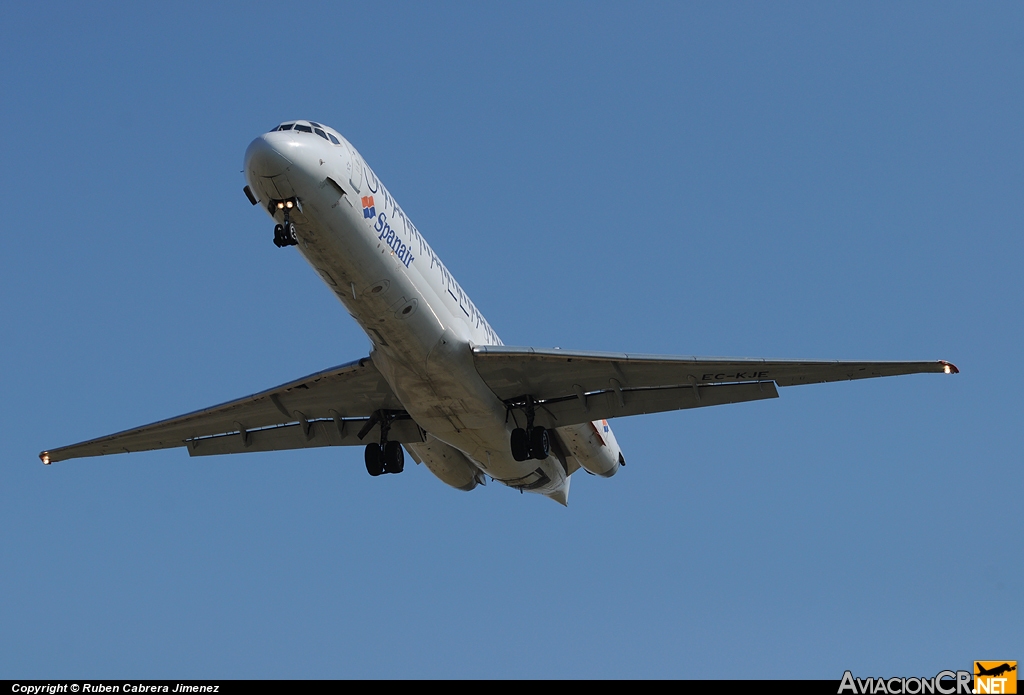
[244,133,293,179]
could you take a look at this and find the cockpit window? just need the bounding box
[279,123,294,131]
[309,122,322,128]
[294,124,313,133]
[328,133,340,145]
[314,127,329,140]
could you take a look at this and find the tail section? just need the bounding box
[545,475,571,506]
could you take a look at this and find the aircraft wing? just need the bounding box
[472,346,957,430]
[40,356,425,464]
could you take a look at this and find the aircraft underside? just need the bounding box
[38,120,957,505]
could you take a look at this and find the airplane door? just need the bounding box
[348,150,364,193]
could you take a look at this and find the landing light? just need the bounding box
[277,202,285,209]
[41,452,51,465]
[285,200,294,209]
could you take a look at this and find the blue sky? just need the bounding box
[1,1,1020,679]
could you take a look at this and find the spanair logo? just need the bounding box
[373,212,416,268]
[975,662,1017,694]
[361,195,375,219]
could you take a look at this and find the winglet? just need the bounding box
[940,361,959,374]
[39,451,51,465]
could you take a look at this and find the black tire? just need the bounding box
[286,222,298,244]
[273,224,284,247]
[364,443,384,476]
[510,428,530,461]
[529,426,550,460]
[383,441,404,474]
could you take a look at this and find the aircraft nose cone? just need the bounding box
[244,134,292,179]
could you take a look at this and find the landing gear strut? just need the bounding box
[362,410,404,476]
[510,396,550,462]
[272,199,298,247]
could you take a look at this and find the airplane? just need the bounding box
[38,120,959,505]
[976,663,1016,678]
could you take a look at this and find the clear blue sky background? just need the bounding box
[2,1,1020,679]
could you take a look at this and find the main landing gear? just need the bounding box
[365,440,404,477]
[361,410,405,477]
[509,396,550,462]
[272,198,298,248]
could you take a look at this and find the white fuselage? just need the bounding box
[244,122,620,501]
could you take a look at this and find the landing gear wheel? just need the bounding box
[364,443,384,477]
[510,428,530,461]
[273,224,284,247]
[285,221,298,245]
[383,441,404,474]
[529,426,550,460]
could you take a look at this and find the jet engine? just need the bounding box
[556,420,623,477]
[406,434,487,491]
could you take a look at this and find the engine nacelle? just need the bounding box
[556,420,623,478]
[406,435,486,491]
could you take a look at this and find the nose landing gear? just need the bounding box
[273,221,297,247]
[271,199,299,247]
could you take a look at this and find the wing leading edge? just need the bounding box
[40,356,423,464]
[472,345,957,430]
